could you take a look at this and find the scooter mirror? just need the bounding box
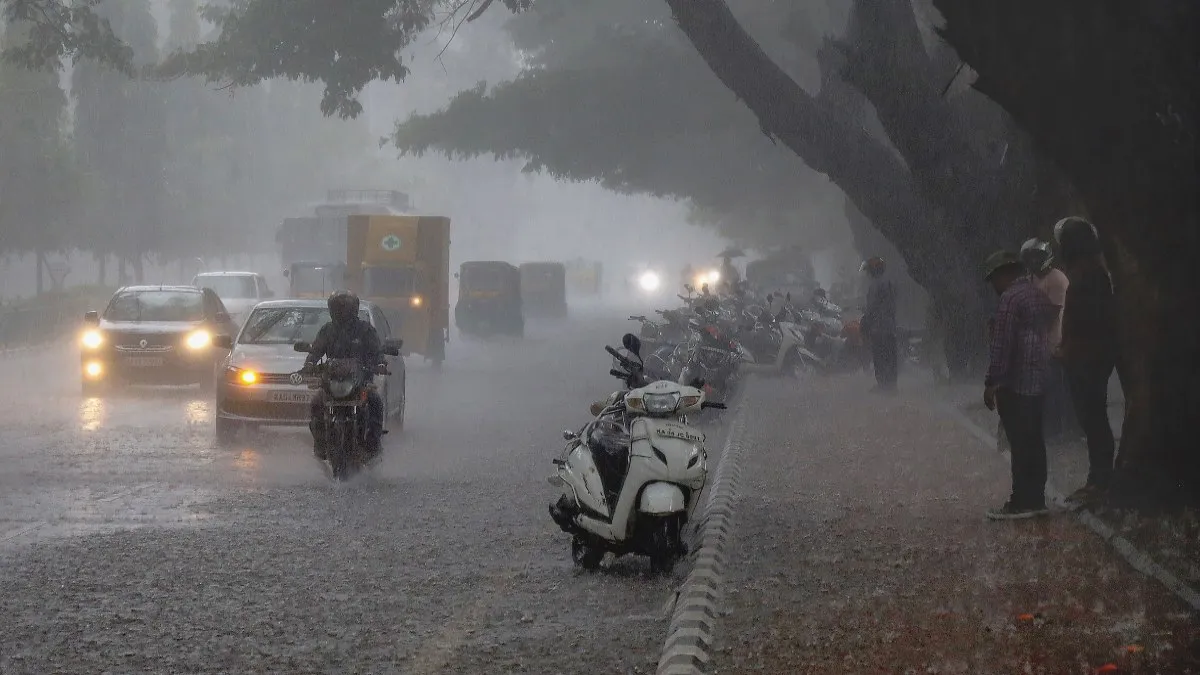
[562,429,578,441]
[621,333,642,357]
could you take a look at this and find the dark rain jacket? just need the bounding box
[304,317,382,374]
[862,277,897,338]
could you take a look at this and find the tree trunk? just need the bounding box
[35,250,45,296]
[132,254,144,285]
[96,253,107,286]
[118,257,128,287]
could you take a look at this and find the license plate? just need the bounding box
[126,357,164,367]
[656,425,705,443]
[270,391,312,404]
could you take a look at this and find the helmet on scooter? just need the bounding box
[860,257,886,277]
[328,290,360,326]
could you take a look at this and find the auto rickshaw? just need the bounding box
[519,262,568,318]
[455,261,524,337]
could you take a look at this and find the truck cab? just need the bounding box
[346,214,450,367]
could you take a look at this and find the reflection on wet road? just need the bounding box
[0,308,684,674]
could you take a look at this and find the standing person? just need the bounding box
[1020,238,1075,442]
[982,250,1057,519]
[1055,217,1119,501]
[860,256,898,392]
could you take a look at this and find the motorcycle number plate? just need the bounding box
[656,426,705,443]
[125,357,164,367]
[271,391,312,404]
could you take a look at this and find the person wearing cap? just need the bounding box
[860,256,898,392]
[1020,238,1075,442]
[1055,217,1119,501]
[982,250,1058,519]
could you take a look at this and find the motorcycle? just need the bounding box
[292,339,401,481]
[548,333,725,573]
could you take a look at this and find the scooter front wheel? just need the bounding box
[571,537,604,570]
[647,514,685,575]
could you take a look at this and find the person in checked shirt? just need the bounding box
[982,250,1059,520]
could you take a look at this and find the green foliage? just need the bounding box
[0,18,74,254]
[1,0,132,72]
[156,0,532,119]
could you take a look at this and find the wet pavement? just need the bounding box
[0,309,686,674]
[709,376,1198,674]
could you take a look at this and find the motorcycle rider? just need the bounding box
[302,291,385,460]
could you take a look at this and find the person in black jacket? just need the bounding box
[303,291,385,460]
[860,256,898,392]
[1055,218,1118,500]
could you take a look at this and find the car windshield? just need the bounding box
[195,275,256,299]
[364,266,418,296]
[238,307,371,345]
[104,290,205,322]
[290,266,344,295]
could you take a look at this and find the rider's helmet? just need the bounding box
[860,257,886,278]
[1019,238,1054,273]
[328,290,360,326]
[1053,216,1098,245]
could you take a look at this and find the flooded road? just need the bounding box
[0,309,685,674]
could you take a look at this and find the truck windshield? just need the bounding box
[291,266,343,295]
[239,307,371,344]
[364,267,418,296]
[195,275,256,299]
[105,290,205,322]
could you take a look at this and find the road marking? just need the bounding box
[940,402,1200,613]
[0,521,46,543]
[657,380,754,675]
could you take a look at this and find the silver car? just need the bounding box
[213,299,406,445]
[192,271,275,327]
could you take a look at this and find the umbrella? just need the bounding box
[716,247,746,259]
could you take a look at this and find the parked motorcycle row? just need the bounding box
[546,282,873,573]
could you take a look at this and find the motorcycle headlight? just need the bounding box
[328,378,355,398]
[642,393,678,414]
[186,330,211,350]
[81,330,103,349]
[638,271,661,292]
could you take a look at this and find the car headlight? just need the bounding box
[328,378,355,398]
[81,330,103,349]
[642,392,678,414]
[84,361,103,378]
[638,271,661,292]
[186,330,211,350]
[411,295,423,308]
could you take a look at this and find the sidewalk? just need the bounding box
[707,375,1198,674]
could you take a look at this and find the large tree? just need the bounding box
[0,18,74,292]
[931,0,1198,503]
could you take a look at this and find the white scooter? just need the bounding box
[548,334,725,573]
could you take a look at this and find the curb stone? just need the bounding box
[657,382,753,675]
[940,401,1200,613]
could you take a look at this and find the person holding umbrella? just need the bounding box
[717,247,744,286]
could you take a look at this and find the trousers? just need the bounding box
[996,389,1048,508]
[870,332,898,388]
[1066,362,1116,486]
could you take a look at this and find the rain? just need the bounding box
[1,1,1197,673]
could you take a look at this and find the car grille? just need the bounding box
[256,373,301,385]
[221,400,309,421]
[110,331,181,351]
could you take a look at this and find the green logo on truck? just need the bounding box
[381,234,402,251]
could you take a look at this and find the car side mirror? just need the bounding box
[293,341,312,353]
[84,310,100,325]
[454,272,460,279]
[562,429,578,441]
[213,334,233,350]
[281,268,290,278]
[383,338,403,356]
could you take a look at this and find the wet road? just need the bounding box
[0,308,688,674]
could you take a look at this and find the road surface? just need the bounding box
[0,308,686,674]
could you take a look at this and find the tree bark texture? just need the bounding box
[935,0,1200,504]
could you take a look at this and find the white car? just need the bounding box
[212,299,405,446]
[192,271,274,326]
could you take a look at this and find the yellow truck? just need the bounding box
[345,214,451,367]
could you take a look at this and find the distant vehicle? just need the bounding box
[344,214,451,367]
[79,286,238,395]
[282,261,347,299]
[276,189,412,271]
[212,299,406,445]
[455,261,523,337]
[565,258,603,297]
[519,262,568,318]
[191,271,274,326]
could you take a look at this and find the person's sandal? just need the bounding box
[987,501,1049,520]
